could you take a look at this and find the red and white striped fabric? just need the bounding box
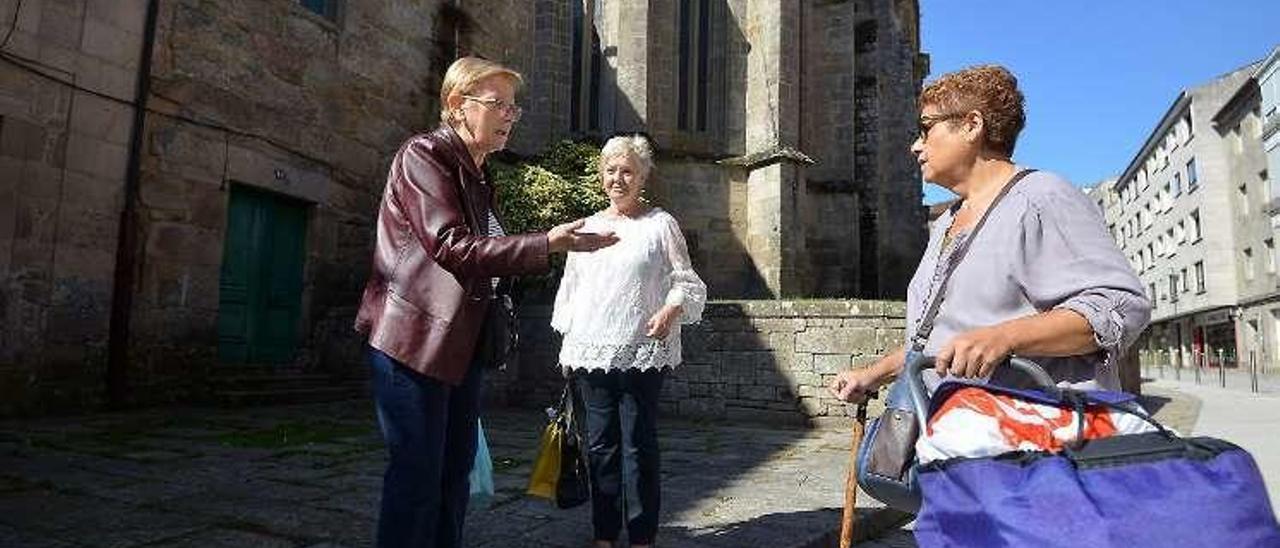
[915,386,1162,465]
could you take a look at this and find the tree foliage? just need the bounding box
[489,140,607,234]
[489,140,608,301]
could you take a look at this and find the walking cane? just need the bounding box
[839,397,872,548]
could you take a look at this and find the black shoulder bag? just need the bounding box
[457,168,521,371]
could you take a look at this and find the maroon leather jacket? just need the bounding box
[355,125,548,384]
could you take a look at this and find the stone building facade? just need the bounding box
[1,0,446,413]
[503,0,930,299]
[0,0,925,414]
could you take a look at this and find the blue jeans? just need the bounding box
[369,347,484,548]
[578,368,666,545]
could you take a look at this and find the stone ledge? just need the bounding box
[518,299,908,319]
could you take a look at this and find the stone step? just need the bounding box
[208,366,367,407]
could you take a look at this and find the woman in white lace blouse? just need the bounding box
[551,134,706,548]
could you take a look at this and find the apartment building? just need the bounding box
[1101,63,1273,371]
[1234,46,1280,369]
[1259,46,1280,232]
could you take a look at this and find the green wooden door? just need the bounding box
[217,185,309,365]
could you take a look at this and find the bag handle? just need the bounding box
[903,354,1056,433]
[558,377,580,432]
[904,354,1176,442]
[911,169,1037,351]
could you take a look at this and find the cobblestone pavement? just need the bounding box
[0,381,1211,548]
[0,400,913,548]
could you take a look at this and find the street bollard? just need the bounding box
[1159,350,1165,379]
[1174,349,1181,381]
[1218,349,1227,388]
[1251,351,1259,394]
[1194,351,1202,385]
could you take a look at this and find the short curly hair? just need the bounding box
[920,65,1025,157]
[600,134,655,180]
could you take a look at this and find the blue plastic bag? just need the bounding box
[469,419,495,508]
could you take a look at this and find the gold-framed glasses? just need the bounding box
[462,95,523,121]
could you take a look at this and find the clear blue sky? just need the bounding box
[919,1,1280,205]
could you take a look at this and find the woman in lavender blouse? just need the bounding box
[830,65,1151,402]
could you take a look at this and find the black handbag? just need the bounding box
[855,169,1036,513]
[480,288,519,370]
[455,169,521,371]
[554,378,590,509]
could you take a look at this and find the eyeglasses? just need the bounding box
[917,112,967,143]
[462,95,523,121]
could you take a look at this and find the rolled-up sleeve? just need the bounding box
[1014,189,1151,356]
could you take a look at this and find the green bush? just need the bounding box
[490,140,609,301]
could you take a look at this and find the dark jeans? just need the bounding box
[578,368,666,545]
[369,346,484,548]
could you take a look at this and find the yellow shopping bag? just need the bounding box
[525,420,562,500]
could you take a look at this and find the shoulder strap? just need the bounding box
[911,168,1037,350]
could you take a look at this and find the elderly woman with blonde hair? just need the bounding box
[355,56,616,548]
[551,134,707,548]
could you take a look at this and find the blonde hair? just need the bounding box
[439,57,524,124]
[600,134,655,180]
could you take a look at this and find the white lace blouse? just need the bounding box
[551,208,707,373]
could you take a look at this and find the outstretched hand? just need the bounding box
[548,219,619,253]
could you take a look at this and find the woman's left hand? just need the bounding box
[645,305,682,339]
[936,325,1016,379]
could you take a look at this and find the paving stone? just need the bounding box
[0,399,1041,547]
[0,523,83,548]
[153,527,298,548]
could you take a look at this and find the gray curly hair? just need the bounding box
[599,134,655,180]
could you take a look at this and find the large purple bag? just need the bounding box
[902,358,1280,547]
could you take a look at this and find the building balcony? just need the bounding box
[1264,114,1280,140]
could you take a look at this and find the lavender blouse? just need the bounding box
[907,169,1151,390]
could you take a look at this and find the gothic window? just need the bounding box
[678,0,712,132]
[855,20,877,53]
[571,0,604,132]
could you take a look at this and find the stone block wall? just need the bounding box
[652,160,761,298]
[117,0,449,403]
[802,0,861,297]
[2,0,468,413]
[0,0,145,414]
[489,299,907,424]
[852,0,927,299]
